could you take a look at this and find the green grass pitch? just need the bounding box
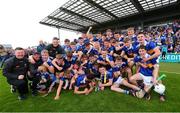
[0,62,180,112]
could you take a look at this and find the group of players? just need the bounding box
[3,28,166,101]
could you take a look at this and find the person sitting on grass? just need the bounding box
[130,45,161,100]
[110,66,141,95]
[69,61,81,90]
[98,66,113,91]
[40,50,56,94]
[113,56,132,82]
[136,32,165,101]
[36,65,50,92]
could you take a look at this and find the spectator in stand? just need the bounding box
[175,29,180,45]
[166,37,173,53]
[174,41,180,53]
[0,44,8,68]
[37,40,46,53]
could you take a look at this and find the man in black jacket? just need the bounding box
[45,37,65,58]
[3,47,29,100]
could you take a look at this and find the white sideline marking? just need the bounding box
[160,71,180,75]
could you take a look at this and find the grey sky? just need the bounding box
[0,0,80,48]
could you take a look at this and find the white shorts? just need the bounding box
[140,73,153,86]
[114,76,124,85]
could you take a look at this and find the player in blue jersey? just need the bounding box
[114,32,124,42]
[137,32,161,85]
[65,51,77,70]
[113,56,132,80]
[102,39,115,56]
[76,37,84,52]
[111,66,141,95]
[54,70,73,100]
[121,37,137,69]
[40,50,57,94]
[74,73,95,95]
[97,49,114,70]
[62,39,71,52]
[127,27,138,46]
[130,45,158,100]
[83,42,99,56]
[98,66,113,91]
[93,41,101,55]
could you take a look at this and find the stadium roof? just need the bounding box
[40,0,180,33]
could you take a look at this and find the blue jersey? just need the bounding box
[131,35,137,43]
[76,44,85,51]
[122,45,136,58]
[114,62,128,70]
[136,41,156,55]
[100,71,113,84]
[62,45,72,52]
[75,75,86,87]
[65,55,77,66]
[85,61,93,69]
[54,58,71,73]
[134,54,156,76]
[109,46,115,53]
[160,35,167,45]
[92,37,99,42]
[46,58,53,66]
[84,38,90,44]
[97,54,114,62]
[83,47,99,55]
[40,72,50,80]
[117,37,124,42]
[101,46,115,53]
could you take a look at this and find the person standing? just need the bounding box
[45,37,66,58]
[37,40,46,53]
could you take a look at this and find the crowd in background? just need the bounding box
[1,21,180,64]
